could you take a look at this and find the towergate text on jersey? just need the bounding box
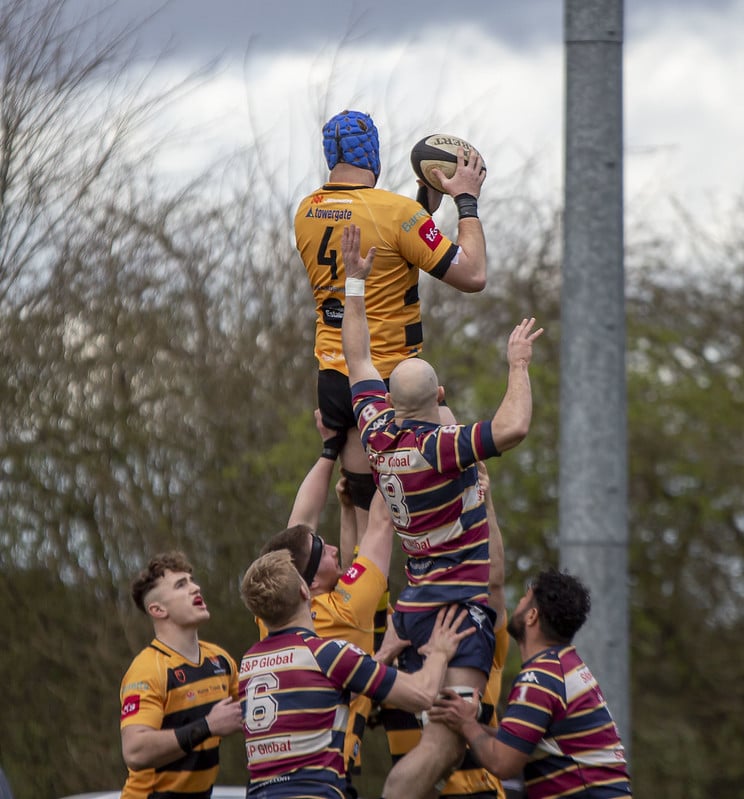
[310,208,353,221]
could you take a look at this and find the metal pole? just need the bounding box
[561,0,630,755]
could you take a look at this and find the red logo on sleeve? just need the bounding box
[340,563,367,585]
[418,218,442,250]
[121,694,140,719]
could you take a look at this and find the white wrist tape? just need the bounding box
[345,277,366,296]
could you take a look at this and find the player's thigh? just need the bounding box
[342,427,370,473]
[445,665,488,696]
[419,715,466,770]
[317,369,356,431]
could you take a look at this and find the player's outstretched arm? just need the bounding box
[490,317,544,453]
[356,488,394,578]
[335,473,359,570]
[340,224,381,386]
[287,409,338,529]
[435,147,487,293]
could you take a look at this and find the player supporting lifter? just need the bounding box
[294,108,487,543]
[381,464,514,799]
[340,223,543,799]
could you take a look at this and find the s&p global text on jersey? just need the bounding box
[248,737,294,760]
[241,650,295,673]
[374,452,411,469]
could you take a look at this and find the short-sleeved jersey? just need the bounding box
[294,184,458,378]
[119,638,239,799]
[256,555,388,774]
[496,646,632,799]
[383,615,510,799]
[239,626,396,799]
[352,379,499,612]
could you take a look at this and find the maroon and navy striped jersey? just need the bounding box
[239,626,396,799]
[352,379,500,612]
[496,645,632,799]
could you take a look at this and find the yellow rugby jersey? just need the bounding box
[119,638,238,799]
[294,184,458,378]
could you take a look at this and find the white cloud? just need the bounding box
[124,4,742,238]
[625,3,744,227]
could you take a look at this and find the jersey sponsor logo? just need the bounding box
[335,585,352,603]
[264,775,291,787]
[247,737,293,759]
[341,563,367,584]
[312,283,341,293]
[520,670,540,685]
[241,650,296,673]
[406,556,434,573]
[308,207,353,222]
[577,664,596,685]
[402,208,427,232]
[401,536,431,553]
[121,694,140,719]
[374,452,411,469]
[398,517,465,551]
[418,218,442,250]
[122,680,150,692]
[209,656,227,674]
[324,306,344,322]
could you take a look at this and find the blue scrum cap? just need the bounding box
[322,110,380,177]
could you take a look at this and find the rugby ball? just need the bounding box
[410,133,485,193]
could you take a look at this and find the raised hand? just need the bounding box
[341,224,376,281]
[419,604,475,662]
[507,317,544,368]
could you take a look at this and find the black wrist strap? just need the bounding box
[175,717,211,753]
[321,431,344,461]
[454,193,479,219]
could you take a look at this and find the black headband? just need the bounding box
[302,533,323,584]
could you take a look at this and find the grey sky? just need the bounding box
[57,0,744,230]
[68,0,738,62]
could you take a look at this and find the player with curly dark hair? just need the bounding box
[525,568,591,644]
[431,568,632,799]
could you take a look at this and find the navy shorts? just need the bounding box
[393,602,497,678]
